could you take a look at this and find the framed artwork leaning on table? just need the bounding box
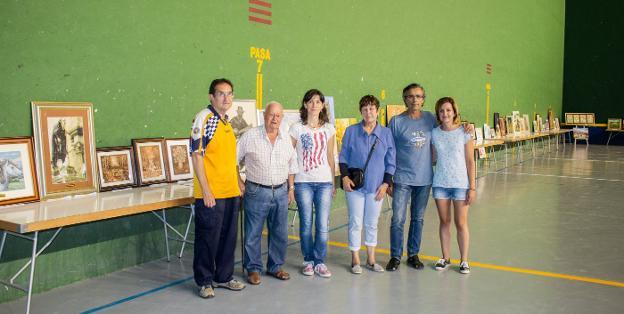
[0,137,40,206]
[132,138,169,186]
[96,146,136,191]
[164,138,194,182]
[607,118,622,131]
[31,101,97,199]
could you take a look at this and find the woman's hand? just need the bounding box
[466,189,476,205]
[342,176,355,192]
[375,183,389,201]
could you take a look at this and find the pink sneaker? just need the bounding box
[314,263,332,278]
[301,262,314,276]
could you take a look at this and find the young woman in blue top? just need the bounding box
[431,97,476,274]
[339,95,396,274]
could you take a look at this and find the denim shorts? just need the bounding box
[432,187,468,201]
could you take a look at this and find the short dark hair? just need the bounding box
[402,83,425,98]
[359,95,380,111]
[209,78,234,95]
[299,89,329,125]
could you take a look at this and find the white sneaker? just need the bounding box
[435,258,451,271]
[351,264,362,274]
[314,263,332,278]
[301,262,314,276]
[459,261,471,274]
[366,263,385,272]
[198,285,215,298]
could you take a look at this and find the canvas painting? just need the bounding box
[386,105,406,124]
[226,99,258,139]
[607,118,622,131]
[0,137,39,206]
[325,96,336,125]
[32,102,97,198]
[96,147,135,191]
[165,138,194,182]
[132,139,169,185]
[335,118,358,152]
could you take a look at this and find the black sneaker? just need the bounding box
[407,255,424,269]
[385,257,401,271]
[434,258,451,271]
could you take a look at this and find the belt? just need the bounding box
[247,181,286,189]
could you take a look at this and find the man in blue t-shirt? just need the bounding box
[386,83,436,271]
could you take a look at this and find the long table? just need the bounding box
[0,183,194,314]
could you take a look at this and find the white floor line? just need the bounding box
[540,157,624,163]
[487,171,624,182]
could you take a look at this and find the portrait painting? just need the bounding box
[226,99,258,139]
[96,146,135,191]
[0,137,39,206]
[165,138,194,182]
[132,139,169,186]
[32,102,97,199]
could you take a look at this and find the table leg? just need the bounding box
[25,231,38,314]
[178,205,195,258]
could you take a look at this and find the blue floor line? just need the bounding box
[79,218,359,313]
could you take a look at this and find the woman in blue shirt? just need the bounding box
[339,95,396,274]
[431,97,476,274]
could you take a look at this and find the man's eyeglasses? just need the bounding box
[214,91,234,98]
[404,94,426,100]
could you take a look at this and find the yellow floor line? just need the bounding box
[281,234,624,288]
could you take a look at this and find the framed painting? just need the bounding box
[607,118,622,131]
[226,99,258,139]
[31,101,97,199]
[0,137,40,206]
[386,104,406,124]
[165,138,194,182]
[96,146,136,191]
[132,138,169,186]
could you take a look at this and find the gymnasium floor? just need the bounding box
[2,144,623,314]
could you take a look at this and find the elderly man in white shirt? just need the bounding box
[237,101,298,285]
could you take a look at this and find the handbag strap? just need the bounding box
[362,138,379,173]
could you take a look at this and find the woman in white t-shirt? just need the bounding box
[431,97,476,274]
[290,89,336,278]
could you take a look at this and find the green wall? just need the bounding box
[0,0,565,303]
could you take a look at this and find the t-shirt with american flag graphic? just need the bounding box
[289,121,336,183]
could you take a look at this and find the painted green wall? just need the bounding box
[0,0,564,303]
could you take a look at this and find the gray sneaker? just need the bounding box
[213,279,246,291]
[367,263,385,272]
[351,264,363,274]
[198,285,215,298]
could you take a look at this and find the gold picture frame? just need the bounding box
[96,146,136,191]
[0,137,40,206]
[31,102,97,199]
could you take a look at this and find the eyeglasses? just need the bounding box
[214,91,234,98]
[404,94,426,100]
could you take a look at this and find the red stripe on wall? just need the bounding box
[249,0,272,8]
[248,15,272,25]
[249,7,272,17]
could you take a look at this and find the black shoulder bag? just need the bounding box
[345,139,379,190]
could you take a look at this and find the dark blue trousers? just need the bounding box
[193,197,240,286]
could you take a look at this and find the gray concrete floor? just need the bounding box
[2,144,624,314]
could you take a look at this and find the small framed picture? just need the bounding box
[31,101,97,199]
[132,138,169,186]
[164,138,194,182]
[607,118,622,131]
[96,146,136,191]
[226,99,258,139]
[565,113,572,124]
[586,114,595,124]
[0,137,40,206]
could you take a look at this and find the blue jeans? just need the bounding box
[432,187,468,201]
[346,190,383,251]
[243,182,289,274]
[390,183,432,258]
[294,182,332,265]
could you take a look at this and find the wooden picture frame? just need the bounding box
[164,138,194,182]
[0,137,40,206]
[31,101,97,199]
[132,138,169,186]
[607,118,622,131]
[96,146,136,191]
